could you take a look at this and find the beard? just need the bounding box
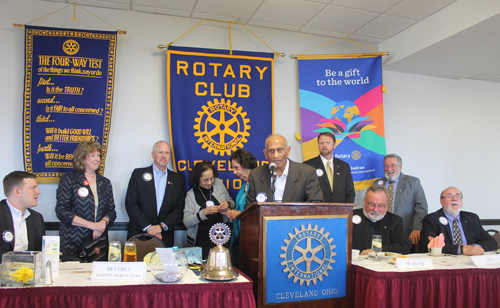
[363,208,385,222]
[384,171,399,182]
[443,202,462,217]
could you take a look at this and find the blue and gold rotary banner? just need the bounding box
[23,26,117,183]
[167,46,274,195]
[298,55,386,191]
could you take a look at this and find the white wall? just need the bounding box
[1,0,499,239]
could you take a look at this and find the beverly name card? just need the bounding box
[91,262,146,281]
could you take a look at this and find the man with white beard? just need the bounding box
[420,187,497,255]
[352,184,412,255]
[376,154,428,247]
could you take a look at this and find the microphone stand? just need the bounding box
[271,173,277,202]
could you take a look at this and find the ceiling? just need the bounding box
[40,0,500,83]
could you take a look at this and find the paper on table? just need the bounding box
[155,248,180,274]
[43,236,60,277]
[59,261,84,270]
[470,254,500,268]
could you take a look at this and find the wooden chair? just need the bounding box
[127,233,166,262]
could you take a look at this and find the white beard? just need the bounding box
[363,208,385,222]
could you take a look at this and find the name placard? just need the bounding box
[91,262,146,281]
[471,254,500,268]
[396,258,434,269]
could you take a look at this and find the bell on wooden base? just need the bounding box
[200,223,238,281]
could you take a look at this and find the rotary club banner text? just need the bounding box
[167,46,274,195]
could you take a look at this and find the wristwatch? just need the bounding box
[460,245,464,254]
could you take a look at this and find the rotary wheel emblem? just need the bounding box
[209,223,231,245]
[280,224,336,286]
[194,98,250,156]
[62,39,80,55]
[351,150,361,160]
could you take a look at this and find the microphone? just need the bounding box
[269,163,277,179]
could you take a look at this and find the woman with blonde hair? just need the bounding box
[56,141,116,262]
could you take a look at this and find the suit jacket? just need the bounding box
[0,200,45,258]
[376,173,428,238]
[420,209,498,254]
[125,165,186,247]
[56,170,116,260]
[303,156,355,203]
[352,208,412,254]
[245,160,323,207]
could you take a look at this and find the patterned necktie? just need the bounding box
[326,161,334,192]
[387,181,394,212]
[453,218,463,245]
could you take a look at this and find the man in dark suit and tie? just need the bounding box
[246,134,323,206]
[420,187,497,255]
[376,154,428,247]
[0,171,45,258]
[352,184,411,255]
[125,141,186,247]
[303,132,355,203]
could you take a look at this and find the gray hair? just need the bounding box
[384,154,402,165]
[366,183,388,197]
[152,140,170,152]
[440,187,463,199]
[264,134,287,149]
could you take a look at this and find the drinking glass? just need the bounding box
[124,241,137,262]
[371,235,382,261]
[108,241,121,262]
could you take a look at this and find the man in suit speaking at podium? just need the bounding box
[245,134,323,207]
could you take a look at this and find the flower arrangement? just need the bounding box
[12,266,35,283]
[1,251,42,287]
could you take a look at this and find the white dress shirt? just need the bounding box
[7,200,30,251]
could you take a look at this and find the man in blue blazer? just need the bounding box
[125,141,186,247]
[303,132,355,203]
[0,171,45,258]
[246,134,323,206]
[376,154,428,246]
[420,187,497,255]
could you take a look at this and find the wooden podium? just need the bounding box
[238,202,354,308]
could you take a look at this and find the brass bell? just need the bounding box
[201,223,238,281]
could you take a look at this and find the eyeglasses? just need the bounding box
[441,193,462,200]
[367,202,387,209]
[383,164,399,169]
[201,177,215,183]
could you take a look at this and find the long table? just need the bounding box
[0,263,256,308]
[351,253,500,308]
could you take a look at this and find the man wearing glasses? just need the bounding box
[125,140,186,247]
[420,187,497,255]
[376,154,428,248]
[352,184,412,255]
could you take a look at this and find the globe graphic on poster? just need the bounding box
[331,101,360,125]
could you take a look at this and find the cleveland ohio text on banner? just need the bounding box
[298,55,386,191]
[167,46,274,196]
[23,26,117,183]
[264,217,347,305]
